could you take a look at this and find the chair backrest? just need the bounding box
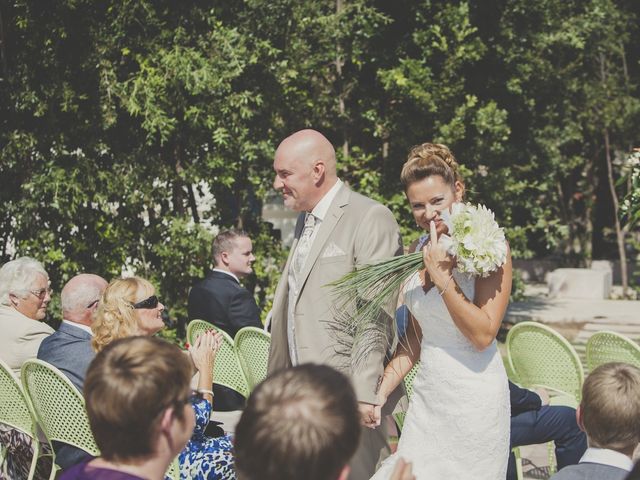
[0,359,39,442]
[586,331,640,372]
[234,327,271,391]
[21,359,99,456]
[404,362,420,400]
[187,320,250,398]
[506,322,584,404]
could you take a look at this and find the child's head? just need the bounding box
[579,362,640,453]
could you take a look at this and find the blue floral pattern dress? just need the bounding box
[179,398,235,480]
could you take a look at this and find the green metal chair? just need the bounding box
[507,322,584,407]
[21,359,99,459]
[21,360,182,480]
[0,359,56,480]
[586,330,640,372]
[393,361,420,431]
[234,327,271,391]
[187,320,250,398]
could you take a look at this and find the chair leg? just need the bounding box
[512,446,523,480]
[547,441,557,475]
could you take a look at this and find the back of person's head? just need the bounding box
[580,362,640,452]
[84,336,192,462]
[92,276,154,352]
[234,364,360,480]
[61,274,108,323]
[212,229,248,266]
[0,256,48,305]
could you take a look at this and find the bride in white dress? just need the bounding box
[369,143,512,480]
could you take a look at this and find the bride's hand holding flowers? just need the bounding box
[422,219,455,294]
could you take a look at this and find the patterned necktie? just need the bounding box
[292,213,316,278]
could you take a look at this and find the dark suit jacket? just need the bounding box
[37,321,94,392]
[37,321,95,469]
[188,269,261,338]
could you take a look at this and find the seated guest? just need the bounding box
[37,273,108,470]
[550,362,640,480]
[38,273,108,391]
[188,229,261,338]
[234,364,415,480]
[92,276,235,479]
[0,256,53,375]
[0,257,54,479]
[508,381,587,479]
[60,336,196,480]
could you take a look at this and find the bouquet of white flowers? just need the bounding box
[439,202,508,277]
[328,202,507,365]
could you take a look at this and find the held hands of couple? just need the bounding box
[422,220,455,294]
[359,389,389,429]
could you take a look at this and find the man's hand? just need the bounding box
[535,388,550,406]
[358,402,380,429]
[390,458,415,480]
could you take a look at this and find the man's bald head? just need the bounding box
[61,274,108,326]
[273,129,339,212]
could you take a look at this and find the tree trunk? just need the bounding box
[599,53,628,294]
[335,0,348,160]
[603,128,628,292]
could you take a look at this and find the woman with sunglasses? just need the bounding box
[92,277,235,480]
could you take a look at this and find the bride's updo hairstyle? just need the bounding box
[92,276,154,353]
[400,143,464,193]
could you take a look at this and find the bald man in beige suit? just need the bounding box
[268,129,403,479]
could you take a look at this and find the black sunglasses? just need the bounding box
[131,295,159,310]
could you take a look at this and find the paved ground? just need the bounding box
[505,283,640,478]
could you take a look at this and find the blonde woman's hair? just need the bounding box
[581,362,640,451]
[400,143,464,191]
[92,277,154,352]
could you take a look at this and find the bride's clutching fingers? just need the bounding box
[422,220,454,292]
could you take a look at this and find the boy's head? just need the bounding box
[234,364,361,480]
[578,362,640,453]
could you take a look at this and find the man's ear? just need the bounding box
[160,407,174,435]
[219,251,230,267]
[312,160,326,184]
[336,465,350,480]
[576,404,585,432]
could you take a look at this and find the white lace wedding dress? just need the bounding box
[372,268,510,480]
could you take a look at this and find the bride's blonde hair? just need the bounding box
[400,143,464,193]
[92,277,154,352]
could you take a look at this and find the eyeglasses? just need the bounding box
[30,287,52,300]
[86,299,99,309]
[179,390,204,407]
[131,295,159,310]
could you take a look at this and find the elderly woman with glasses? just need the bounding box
[0,256,55,480]
[0,256,54,376]
[92,276,235,480]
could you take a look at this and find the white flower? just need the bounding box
[441,202,508,277]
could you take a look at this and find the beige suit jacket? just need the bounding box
[268,184,403,404]
[0,304,54,376]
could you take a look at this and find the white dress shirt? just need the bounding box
[579,448,633,472]
[287,179,343,365]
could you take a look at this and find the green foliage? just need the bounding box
[1,0,640,332]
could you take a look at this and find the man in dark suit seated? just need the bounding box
[37,273,108,469]
[188,229,261,410]
[508,381,587,479]
[549,362,640,480]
